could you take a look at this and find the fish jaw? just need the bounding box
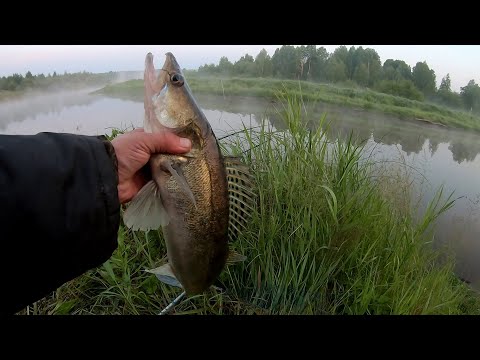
[143,52,197,133]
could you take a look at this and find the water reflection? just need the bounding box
[0,88,102,131]
[197,95,480,165]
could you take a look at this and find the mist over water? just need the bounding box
[1,91,479,284]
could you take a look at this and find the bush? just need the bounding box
[375,80,424,101]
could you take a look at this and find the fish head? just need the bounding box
[144,52,200,133]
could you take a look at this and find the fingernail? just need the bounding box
[180,138,192,149]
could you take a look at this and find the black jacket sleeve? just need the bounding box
[0,132,120,314]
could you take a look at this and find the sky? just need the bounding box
[0,45,478,92]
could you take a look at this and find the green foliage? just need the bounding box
[460,79,480,113]
[326,57,348,82]
[439,74,452,92]
[383,59,412,82]
[271,45,298,78]
[193,45,476,116]
[218,57,234,75]
[0,70,118,94]
[375,80,424,101]
[353,63,369,86]
[436,74,463,109]
[412,61,437,96]
[254,49,273,77]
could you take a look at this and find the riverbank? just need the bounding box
[0,90,21,102]
[94,76,480,133]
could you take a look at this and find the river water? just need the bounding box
[1,88,479,284]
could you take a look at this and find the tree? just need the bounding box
[325,46,349,83]
[436,73,462,109]
[233,54,255,76]
[345,46,358,80]
[23,71,35,88]
[363,48,383,86]
[310,46,329,81]
[271,45,297,79]
[383,59,412,82]
[383,59,412,81]
[198,63,217,74]
[353,63,369,86]
[340,46,382,87]
[460,79,480,113]
[302,45,317,80]
[254,49,272,77]
[412,61,436,96]
[439,73,451,92]
[218,56,233,75]
[295,45,311,80]
[331,46,348,65]
[325,57,347,83]
[375,79,424,101]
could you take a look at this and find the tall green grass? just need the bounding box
[22,92,480,315]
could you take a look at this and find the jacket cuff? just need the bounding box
[92,135,120,231]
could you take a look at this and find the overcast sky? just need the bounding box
[0,45,478,92]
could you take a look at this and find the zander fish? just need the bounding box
[123,52,254,296]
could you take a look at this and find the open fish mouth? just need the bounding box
[152,85,178,129]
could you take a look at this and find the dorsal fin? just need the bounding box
[224,156,256,241]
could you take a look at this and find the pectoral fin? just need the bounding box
[160,157,197,208]
[123,180,169,231]
[145,263,183,288]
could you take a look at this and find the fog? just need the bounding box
[0,88,101,132]
[111,71,143,83]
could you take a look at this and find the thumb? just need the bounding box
[140,131,192,154]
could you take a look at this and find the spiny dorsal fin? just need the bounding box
[224,156,256,242]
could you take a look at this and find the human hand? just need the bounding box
[111,128,192,204]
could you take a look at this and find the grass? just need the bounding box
[21,92,480,315]
[93,75,480,133]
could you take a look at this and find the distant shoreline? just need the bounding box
[93,76,480,133]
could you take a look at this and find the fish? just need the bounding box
[123,52,255,296]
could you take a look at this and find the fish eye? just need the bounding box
[171,73,184,87]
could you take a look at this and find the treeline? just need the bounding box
[0,71,117,92]
[197,45,480,114]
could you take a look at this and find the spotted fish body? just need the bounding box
[123,52,252,296]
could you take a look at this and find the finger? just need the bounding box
[139,131,192,154]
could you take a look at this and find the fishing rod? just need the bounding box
[159,291,186,315]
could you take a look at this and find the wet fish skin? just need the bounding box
[124,52,231,295]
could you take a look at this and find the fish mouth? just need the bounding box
[162,52,182,77]
[145,52,154,68]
